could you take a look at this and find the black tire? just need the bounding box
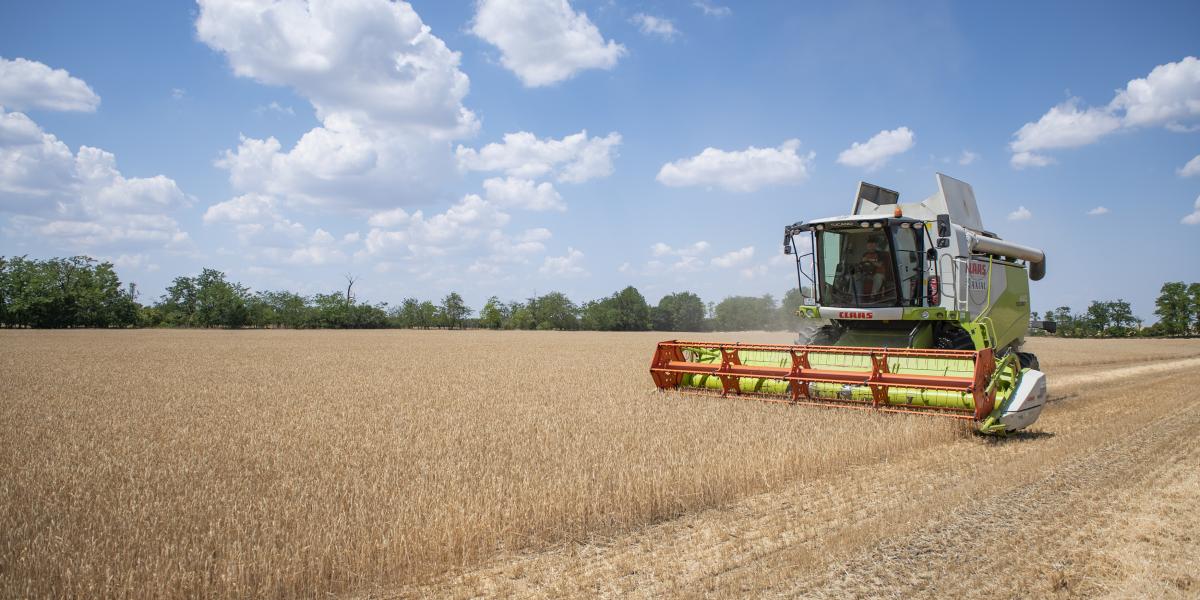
[1016,351,1040,371]
[933,322,974,350]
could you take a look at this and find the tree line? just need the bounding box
[4,256,1197,335]
[0,255,808,331]
[1035,282,1200,338]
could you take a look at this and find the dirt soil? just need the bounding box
[397,337,1200,599]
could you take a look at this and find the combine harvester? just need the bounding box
[650,174,1054,434]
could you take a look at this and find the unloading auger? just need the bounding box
[650,174,1054,434]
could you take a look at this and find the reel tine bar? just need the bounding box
[650,340,994,421]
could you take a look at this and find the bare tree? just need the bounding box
[344,273,358,306]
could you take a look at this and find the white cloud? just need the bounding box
[836,127,915,171]
[693,1,731,17]
[1008,206,1032,221]
[1010,99,1120,155]
[649,241,710,272]
[1178,154,1200,177]
[539,246,586,276]
[456,130,621,184]
[631,14,679,40]
[711,246,754,268]
[482,177,565,211]
[1087,206,1110,216]
[203,193,279,224]
[958,150,978,165]
[360,194,512,260]
[263,228,347,266]
[197,0,478,211]
[1110,56,1200,128]
[1010,151,1054,169]
[171,88,186,100]
[656,139,814,192]
[1009,57,1200,167]
[366,207,411,228]
[0,107,191,250]
[471,0,625,87]
[1183,195,1200,225]
[0,57,100,112]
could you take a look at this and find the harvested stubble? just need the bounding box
[1,329,962,598]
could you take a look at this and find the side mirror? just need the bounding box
[936,214,950,238]
[936,238,950,248]
[926,248,937,261]
[783,236,793,255]
[1042,320,1057,334]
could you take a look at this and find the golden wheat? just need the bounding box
[1,330,1197,598]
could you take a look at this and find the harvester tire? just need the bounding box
[933,322,974,350]
[1017,352,1040,371]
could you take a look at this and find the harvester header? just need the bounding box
[650,174,1051,434]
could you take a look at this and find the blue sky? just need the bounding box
[1,0,1198,319]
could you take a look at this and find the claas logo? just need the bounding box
[838,311,874,319]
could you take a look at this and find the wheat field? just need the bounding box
[1,330,1198,599]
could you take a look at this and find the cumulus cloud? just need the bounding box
[958,150,978,165]
[0,57,100,112]
[471,0,625,87]
[711,246,754,268]
[631,14,679,40]
[0,107,190,250]
[1010,56,1200,167]
[836,127,915,171]
[1178,154,1200,177]
[482,176,565,211]
[656,139,814,192]
[648,240,710,272]
[1087,206,1110,216]
[359,194,514,260]
[1008,206,1032,221]
[1010,99,1121,155]
[1183,195,1200,225]
[456,130,621,184]
[1111,57,1200,128]
[539,246,586,276]
[197,0,478,211]
[202,193,311,250]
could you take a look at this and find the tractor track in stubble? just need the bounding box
[788,378,1200,599]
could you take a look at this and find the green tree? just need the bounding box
[0,256,139,328]
[1085,301,1113,337]
[392,298,421,328]
[439,292,470,329]
[1154,282,1191,336]
[159,276,199,326]
[417,300,438,328]
[1106,300,1138,337]
[651,291,706,331]
[193,268,249,328]
[714,295,777,331]
[581,286,650,331]
[507,302,535,329]
[1189,283,1200,334]
[479,296,506,329]
[528,292,578,330]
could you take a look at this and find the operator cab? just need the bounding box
[789,216,928,309]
